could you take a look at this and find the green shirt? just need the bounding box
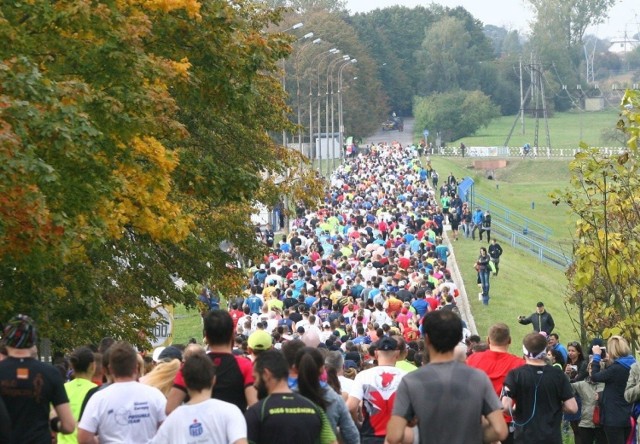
[58,377,96,444]
[396,360,418,373]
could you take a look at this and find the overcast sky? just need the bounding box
[346,0,640,40]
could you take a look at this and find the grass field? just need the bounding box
[431,157,576,247]
[447,109,622,149]
[430,156,583,345]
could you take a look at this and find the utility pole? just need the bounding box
[520,57,525,135]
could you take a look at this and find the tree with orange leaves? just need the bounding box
[0,0,323,349]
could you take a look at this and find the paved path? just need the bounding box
[363,119,478,334]
[364,118,415,147]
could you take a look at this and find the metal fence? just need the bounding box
[468,192,572,269]
[435,146,626,158]
[491,221,572,270]
[474,193,553,242]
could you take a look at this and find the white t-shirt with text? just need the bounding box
[151,398,246,444]
[79,381,166,443]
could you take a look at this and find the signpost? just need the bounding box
[150,304,174,348]
[145,297,174,348]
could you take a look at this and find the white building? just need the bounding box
[608,36,640,54]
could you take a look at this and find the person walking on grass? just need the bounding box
[488,238,503,276]
[471,208,484,241]
[476,247,491,305]
[479,210,492,242]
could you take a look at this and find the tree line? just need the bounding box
[276,0,639,143]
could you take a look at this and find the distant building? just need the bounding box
[608,36,640,54]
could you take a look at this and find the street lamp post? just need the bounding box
[326,55,349,175]
[280,22,303,148]
[307,48,337,166]
[295,37,321,156]
[318,51,341,175]
[338,59,357,163]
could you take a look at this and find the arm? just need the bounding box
[625,363,640,403]
[77,429,99,444]
[501,396,514,413]
[562,397,578,414]
[346,395,360,415]
[518,315,532,326]
[346,396,361,425]
[245,385,258,407]
[53,402,76,434]
[546,314,555,333]
[333,393,360,444]
[165,387,187,415]
[385,415,408,444]
[589,353,611,383]
[483,410,508,443]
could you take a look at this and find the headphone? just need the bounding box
[522,344,547,360]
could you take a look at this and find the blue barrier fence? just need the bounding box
[464,190,572,269]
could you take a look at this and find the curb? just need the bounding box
[442,226,478,335]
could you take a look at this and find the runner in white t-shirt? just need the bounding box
[346,336,406,444]
[78,342,166,444]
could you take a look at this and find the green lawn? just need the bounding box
[430,156,582,345]
[173,304,203,346]
[442,110,622,149]
[431,157,575,247]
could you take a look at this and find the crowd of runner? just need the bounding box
[2,142,640,444]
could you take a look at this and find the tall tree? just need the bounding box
[413,90,499,143]
[528,0,618,50]
[349,6,437,116]
[416,12,494,96]
[0,0,322,349]
[552,90,640,348]
[527,0,618,92]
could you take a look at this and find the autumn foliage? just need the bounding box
[554,90,640,349]
[0,0,323,349]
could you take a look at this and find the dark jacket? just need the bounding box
[518,311,555,334]
[591,355,635,427]
[488,243,503,259]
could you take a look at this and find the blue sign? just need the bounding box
[423,129,429,138]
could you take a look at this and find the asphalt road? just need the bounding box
[364,117,416,147]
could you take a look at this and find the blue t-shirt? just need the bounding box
[435,245,449,262]
[412,299,429,318]
[246,295,263,314]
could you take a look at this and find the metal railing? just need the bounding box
[464,192,572,269]
[473,193,553,242]
[435,146,626,158]
[491,221,572,270]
